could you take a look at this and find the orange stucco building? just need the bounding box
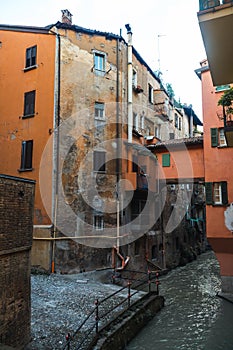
[198,1,233,294]
[0,25,56,225]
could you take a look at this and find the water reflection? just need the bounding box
[127,251,233,350]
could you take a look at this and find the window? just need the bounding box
[24,90,35,117]
[215,85,231,92]
[219,128,227,147]
[175,113,178,128]
[132,69,137,88]
[134,240,140,255]
[148,84,153,104]
[140,115,145,130]
[151,245,157,260]
[155,125,161,138]
[213,183,222,205]
[211,127,227,147]
[25,45,37,68]
[162,153,170,167]
[94,51,105,74]
[132,154,138,173]
[133,112,138,130]
[93,215,104,230]
[95,102,105,119]
[94,102,105,137]
[205,181,228,205]
[179,117,182,130]
[93,150,106,172]
[169,132,175,140]
[20,140,33,171]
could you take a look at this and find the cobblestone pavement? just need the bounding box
[25,270,143,350]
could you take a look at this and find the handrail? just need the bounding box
[62,270,160,349]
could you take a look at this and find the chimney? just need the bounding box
[61,9,73,25]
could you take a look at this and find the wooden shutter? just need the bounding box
[221,181,228,205]
[24,91,35,116]
[162,153,170,167]
[205,182,213,205]
[210,128,218,147]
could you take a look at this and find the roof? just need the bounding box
[0,24,52,34]
[50,22,162,86]
[183,106,203,126]
[147,136,203,151]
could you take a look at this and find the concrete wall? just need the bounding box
[0,175,35,349]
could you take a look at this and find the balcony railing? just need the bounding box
[199,0,232,11]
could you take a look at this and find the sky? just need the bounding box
[0,0,206,119]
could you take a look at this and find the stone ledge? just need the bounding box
[89,292,165,350]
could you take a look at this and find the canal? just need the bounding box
[127,251,233,350]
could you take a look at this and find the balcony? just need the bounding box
[198,0,233,85]
[224,122,233,146]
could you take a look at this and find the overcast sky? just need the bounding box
[0,0,206,118]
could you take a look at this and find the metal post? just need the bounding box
[95,299,99,334]
[156,272,160,295]
[148,270,151,293]
[127,281,131,308]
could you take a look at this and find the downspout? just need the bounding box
[189,105,193,137]
[125,24,133,143]
[116,33,120,256]
[51,30,61,273]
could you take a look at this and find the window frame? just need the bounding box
[94,102,105,120]
[174,113,178,128]
[25,45,37,70]
[205,181,228,206]
[23,90,36,118]
[93,50,106,75]
[211,127,228,147]
[219,128,227,147]
[93,214,104,231]
[132,68,138,88]
[19,140,33,171]
[148,84,153,104]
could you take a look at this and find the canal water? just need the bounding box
[127,251,233,350]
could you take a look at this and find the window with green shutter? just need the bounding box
[211,128,218,147]
[205,181,228,206]
[162,153,170,167]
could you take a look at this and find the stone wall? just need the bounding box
[0,175,35,349]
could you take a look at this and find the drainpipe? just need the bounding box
[125,24,133,143]
[189,104,193,137]
[51,29,61,273]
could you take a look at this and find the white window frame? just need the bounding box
[95,102,105,120]
[219,128,227,147]
[93,215,104,231]
[213,182,222,205]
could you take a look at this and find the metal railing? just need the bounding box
[62,270,160,350]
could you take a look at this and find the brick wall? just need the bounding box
[0,175,35,349]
